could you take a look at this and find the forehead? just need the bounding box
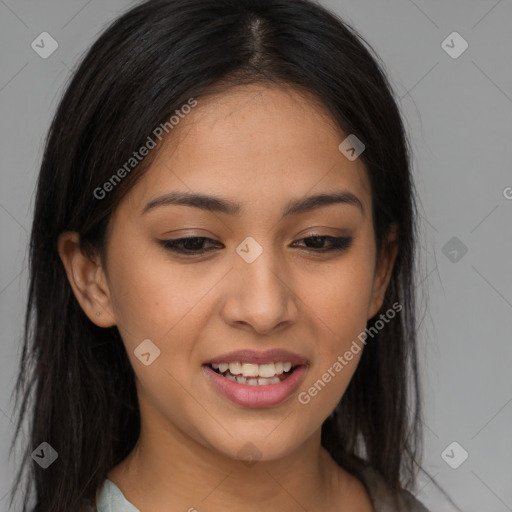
[120,84,371,218]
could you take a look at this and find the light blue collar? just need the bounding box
[96,478,141,512]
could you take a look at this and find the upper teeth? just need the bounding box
[212,362,293,377]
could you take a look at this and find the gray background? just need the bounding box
[1,0,511,510]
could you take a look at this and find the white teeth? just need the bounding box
[211,361,297,381]
[238,362,294,378]
[215,367,291,386]
[241,363,259,377]
[258,377,280,385]
[258,363,275,378]
[228,362,242,375]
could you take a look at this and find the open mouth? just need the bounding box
[207,361,300,386]
[203,357,308,407]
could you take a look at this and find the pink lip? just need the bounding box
[202,364,308,408]
[204,348,308,366]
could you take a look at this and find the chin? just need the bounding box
[198,421,313,465]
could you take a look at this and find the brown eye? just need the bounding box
[293,235,353,252]
[160,237,221,254]
[159,235,353,257]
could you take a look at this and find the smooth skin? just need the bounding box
[58,84,398,512]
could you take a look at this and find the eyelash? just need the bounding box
[160,235,353,256]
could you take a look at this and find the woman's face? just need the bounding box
[85,85,396,461]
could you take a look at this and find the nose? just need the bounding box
[220,247,299,336]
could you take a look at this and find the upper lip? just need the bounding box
[204,348,308,366]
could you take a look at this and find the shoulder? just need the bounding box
[356,465,431,512]
[95,479,141,512]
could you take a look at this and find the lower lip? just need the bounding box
[202,365,307,408]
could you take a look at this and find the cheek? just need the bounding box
[308,254,376,339]
[107,247,217,342]
[299,247,375,411]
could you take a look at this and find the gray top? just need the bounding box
[358,466,430,511]
[95,467,430,511]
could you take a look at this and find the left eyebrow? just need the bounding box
[141,190,364,218]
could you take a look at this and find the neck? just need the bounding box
[105,380,374,512]
[107,412,346,512]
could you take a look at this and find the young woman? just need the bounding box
[11,0,435,510]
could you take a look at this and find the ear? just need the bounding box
[367,224,399,320]
[57,231,116,328]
